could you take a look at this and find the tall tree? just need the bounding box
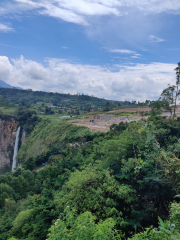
[150,101,162,117]
[160,62,180,119]
[159,87,174,118]
[173,62,180,117]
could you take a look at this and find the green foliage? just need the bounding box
[0,198,32,240]
[0,170,37,200]
[99,122,156,168]
[160,64,180,119]
[0,183,15,207]
[12,209,33,235]
[2,118,180,240]
[55,165,137,227]
[129,228,180,240]
[129,203,180,240]
[149,101,162,117]
[47,207,121,240]
[0,87,121,112]
[8,238,18,240]
[157,151,180,194]
[45,106,55,115]
[103,101,113,111]
[15,107,39,134]
[17,119,101,163]
[171,202,180,230]
[148,118,180,148]
[110,122,128,132]
[95,122,175,231]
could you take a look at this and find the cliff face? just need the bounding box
[0,118,18,168]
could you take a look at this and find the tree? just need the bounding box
[173,62,180,116]
[132,101,136,105]
[160,62,180,119]
[150,101,162,117]
[55,165,136,225]
[12,209,33,236]
[104,101,112,111]
[0,183,15,207]
[47,207,121,240]
[159,96,173,118]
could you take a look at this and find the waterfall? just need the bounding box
[12,126,21,171]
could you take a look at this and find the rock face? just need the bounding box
[21,129,26,146]
[0,118,18,168]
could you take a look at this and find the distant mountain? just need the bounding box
[0,79,23,90]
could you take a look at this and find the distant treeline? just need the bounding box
[0,88,150,108]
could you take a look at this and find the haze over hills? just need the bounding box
[0,79,23,90]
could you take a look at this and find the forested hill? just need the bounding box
[0,87,130,109]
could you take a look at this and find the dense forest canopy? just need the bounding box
[0,115,180,239]
[0,88,151,111]
[0,88,116,107]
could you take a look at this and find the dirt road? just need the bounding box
[110,107,151,113]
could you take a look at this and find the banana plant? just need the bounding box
[158,216,175,232]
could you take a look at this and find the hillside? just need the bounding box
[0,80,23,90]
[0,87,113,107]
[0,87,142,113]
[17,118,101,163]
[0,88,151,120]
[1,115,180,240]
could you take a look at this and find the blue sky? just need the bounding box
[0,0,180,101]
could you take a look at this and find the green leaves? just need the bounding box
[12,209,33,234]
[47,207,122,240]
[158,216,168,230]
[55,165,137,227]
[150,101,163,117]
[2,118,180,240]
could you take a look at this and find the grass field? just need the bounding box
[0,106,16,115]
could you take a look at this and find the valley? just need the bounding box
[0,87,180,240]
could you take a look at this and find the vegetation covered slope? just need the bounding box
[0,88,151,117]
[0,88,117,108]
[1,117,180,240]
[17,118,102,163]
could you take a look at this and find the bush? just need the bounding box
[55,165,137,226]
[12,209,33,235]
[47,207,121,240]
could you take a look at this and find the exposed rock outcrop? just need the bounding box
[21,129,26,146]
[0,118,18,168]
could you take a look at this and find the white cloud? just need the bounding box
[0,23,14,33]
[108,49,136,54]
[11,0,119,25]
[148,35,165,42]
[131,56,140,59]
[131,54,141,59]
[0,55,177,101]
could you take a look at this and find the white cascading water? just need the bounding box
[12,126,21,171]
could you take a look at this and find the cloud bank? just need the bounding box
[0,55,176,101]
[1,0,180,25]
